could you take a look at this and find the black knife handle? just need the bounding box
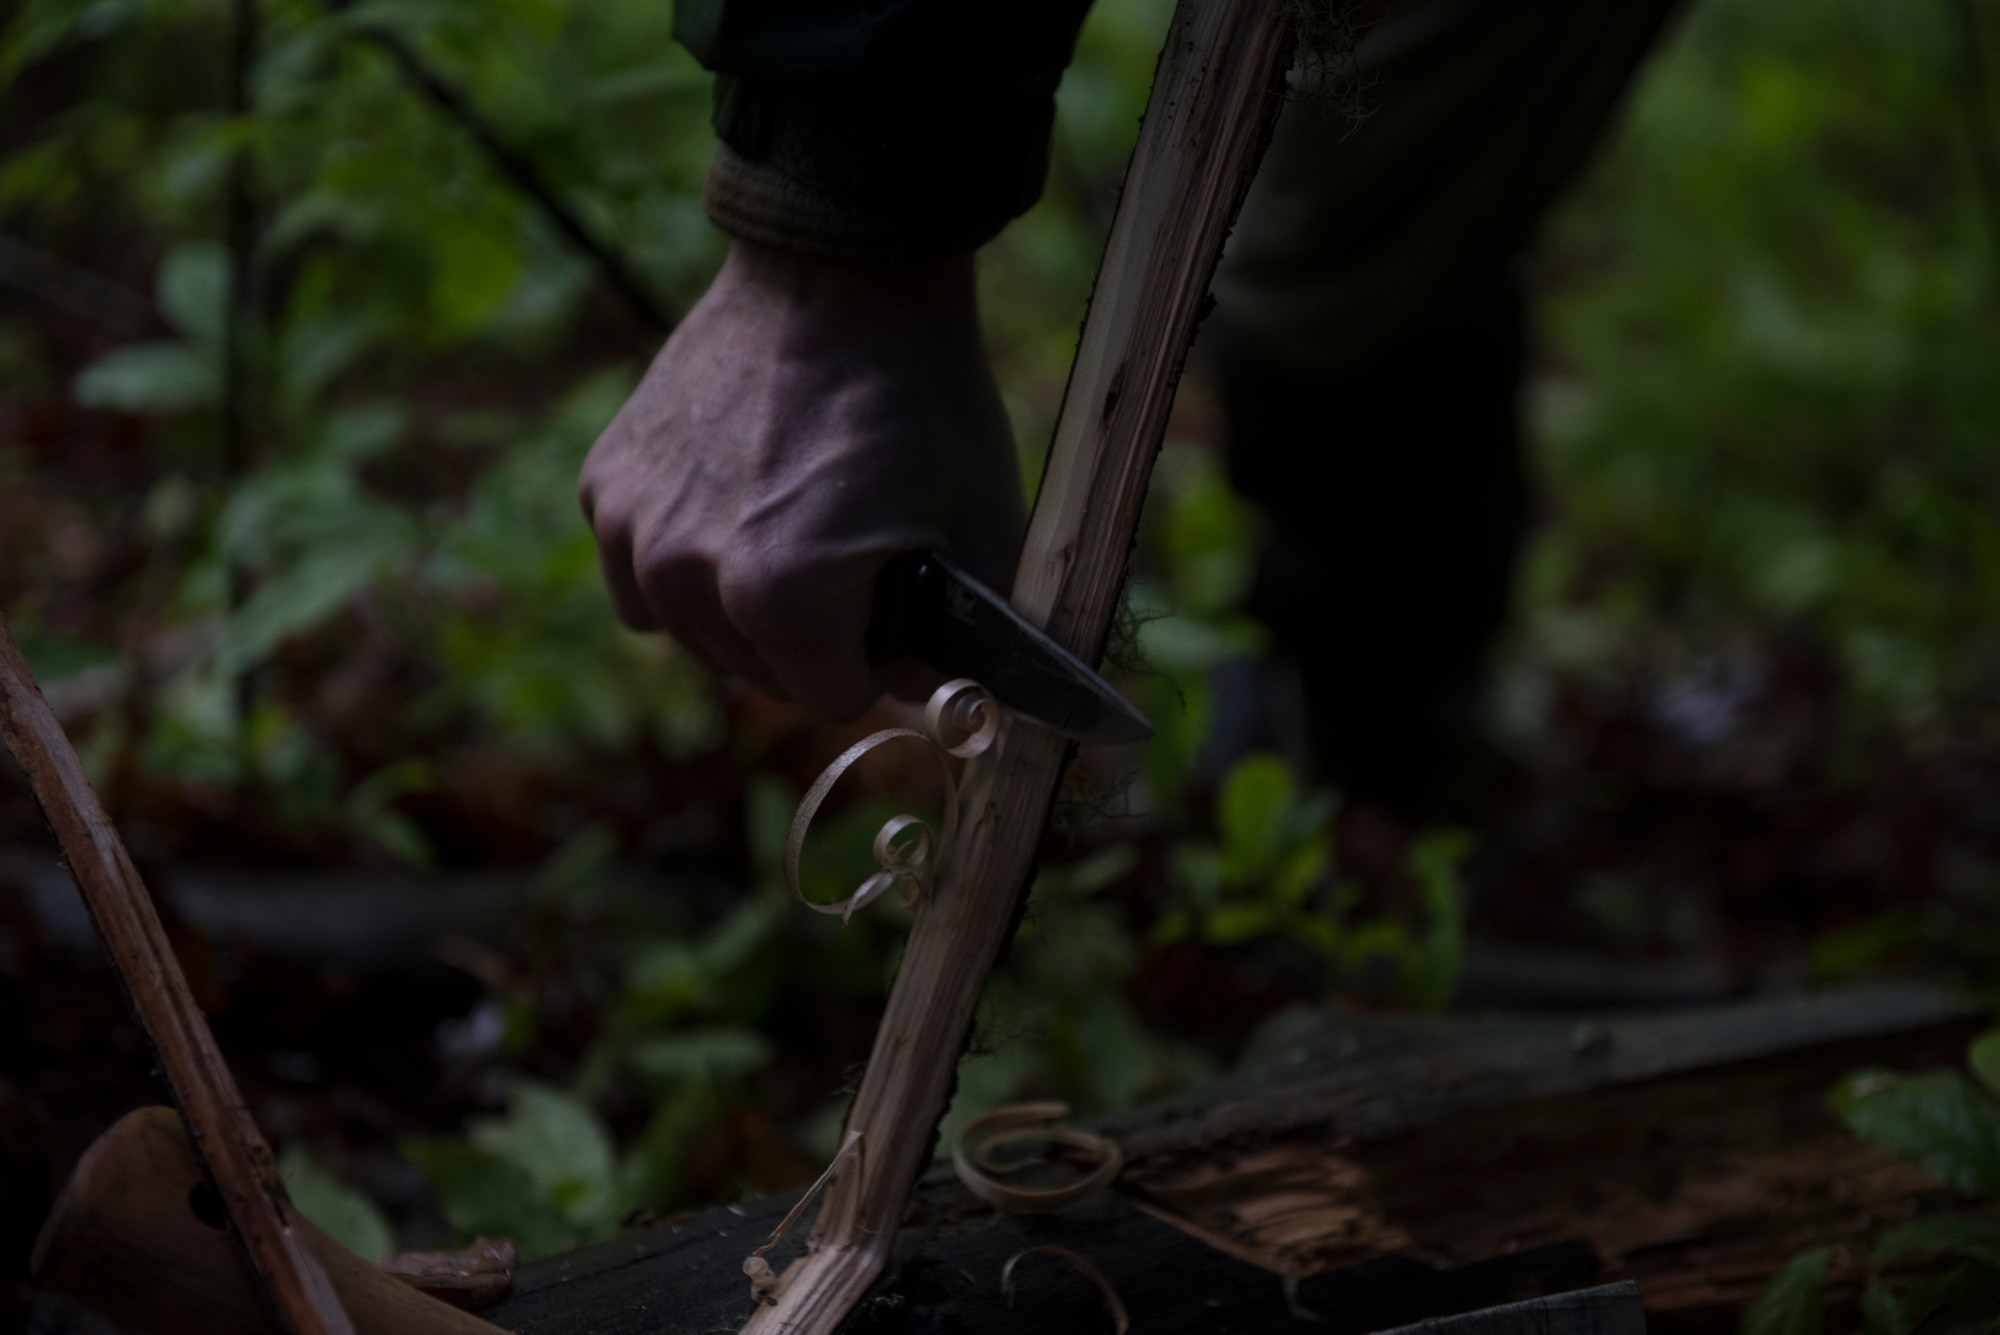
[865,550,935,667]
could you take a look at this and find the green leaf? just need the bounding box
[315,402,407,463]
[1857,1281,1906,1335]
[618,1082,723,1209]
[1743,1247,1833,1335]
[469,1081,620,1231]
[157,242,228,345]
[432,224,522,331]
[280,1144,394,1261]
[1204,904,1277,946]
[1167,842,1224,907]
[1807,908,1924,981]
[1873,1215,2000,1269]
[1409,830,1472,915]
[623,942,704,1026]
[211,542,410,677]
[347,759,438,867]
[1832,1070,2000,1196]
[1879,1261,2000,1335]
[1216,752,1295,882]
[695,896,779,976]
[1337,919,1412,980]
[401,1138,573,1260]
[1968,1029,2000,1100]
[74,342,215,413]
[745,775,798,877]
[0,0,147,83]
[1268,837,1329,909]
[627,1027,773,1084]
[1150,908,1194,945]
[280,313,377,403]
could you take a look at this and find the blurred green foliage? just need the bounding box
[1746,1028,2000,1335]
[6,0,1999,1268]
[281,1142,395,1261]
[1526,0,2000,726]
[1155,750,1469,1010]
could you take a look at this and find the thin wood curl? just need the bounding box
[952,1103,1124,1214]
[782,680,995,923]
[1001,1245,1131,1335]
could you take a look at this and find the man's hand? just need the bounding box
[580,239,1024,722]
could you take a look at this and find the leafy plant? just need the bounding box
[404,1081,625,1261]
[11,0,1994,1276]
[281,1143,396,1261]
[1156,751,1470,1009]
[1746,1027,2000,1335]
[1529,0,2000,727]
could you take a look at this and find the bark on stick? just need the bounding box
[739,2,1297,1330]
[0,618,354,1335]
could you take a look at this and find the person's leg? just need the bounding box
[1210,274,1527,811]
[1210,0,1686,811]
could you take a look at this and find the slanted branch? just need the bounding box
[740,1,1299,1330]
[0,619,354,1335]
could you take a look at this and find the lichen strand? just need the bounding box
[1285,0,1379,129]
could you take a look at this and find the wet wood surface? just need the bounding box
[484,986,1983,1334]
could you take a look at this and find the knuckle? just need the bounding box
[715,550,814,639]
[632,532,715,608]
[578,469,627,538]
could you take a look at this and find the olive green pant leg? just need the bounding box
[1206,0,1686,810]
[1217,0,1688,371]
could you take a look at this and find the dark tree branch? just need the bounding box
[321,0,675,336]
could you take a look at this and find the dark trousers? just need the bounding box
[1209,0,1686,808]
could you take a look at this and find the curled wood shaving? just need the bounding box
[952,1102,1124,1214]
[376,1236,516,1310]
[1283,1270,1325,1323]
[1001,1245,1131,1335]
[783,679,996,923]
[744,1131,864,1307]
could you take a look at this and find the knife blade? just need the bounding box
[867,551,1153,745]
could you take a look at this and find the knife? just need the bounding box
[866,551,1153,745]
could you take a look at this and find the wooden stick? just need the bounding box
[0,618,354,1335]
[741,2,1295,1329]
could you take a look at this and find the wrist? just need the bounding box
[704,143,1007,269]
[724,238,977,318]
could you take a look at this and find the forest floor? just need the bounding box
[3,256,1998,1330]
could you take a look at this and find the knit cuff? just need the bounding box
[702,144,1002,264]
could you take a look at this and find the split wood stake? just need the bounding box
[0,618,354,1335]
[740,1,1297,1330]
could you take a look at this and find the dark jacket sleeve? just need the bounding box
[675,0,1094,261]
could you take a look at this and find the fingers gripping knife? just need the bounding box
[742,2,1301,1331]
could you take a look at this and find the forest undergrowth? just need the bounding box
[0,0,1998,1298]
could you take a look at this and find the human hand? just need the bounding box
[579,240,1024,722]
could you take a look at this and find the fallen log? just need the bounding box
[464,985,1979,1334]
